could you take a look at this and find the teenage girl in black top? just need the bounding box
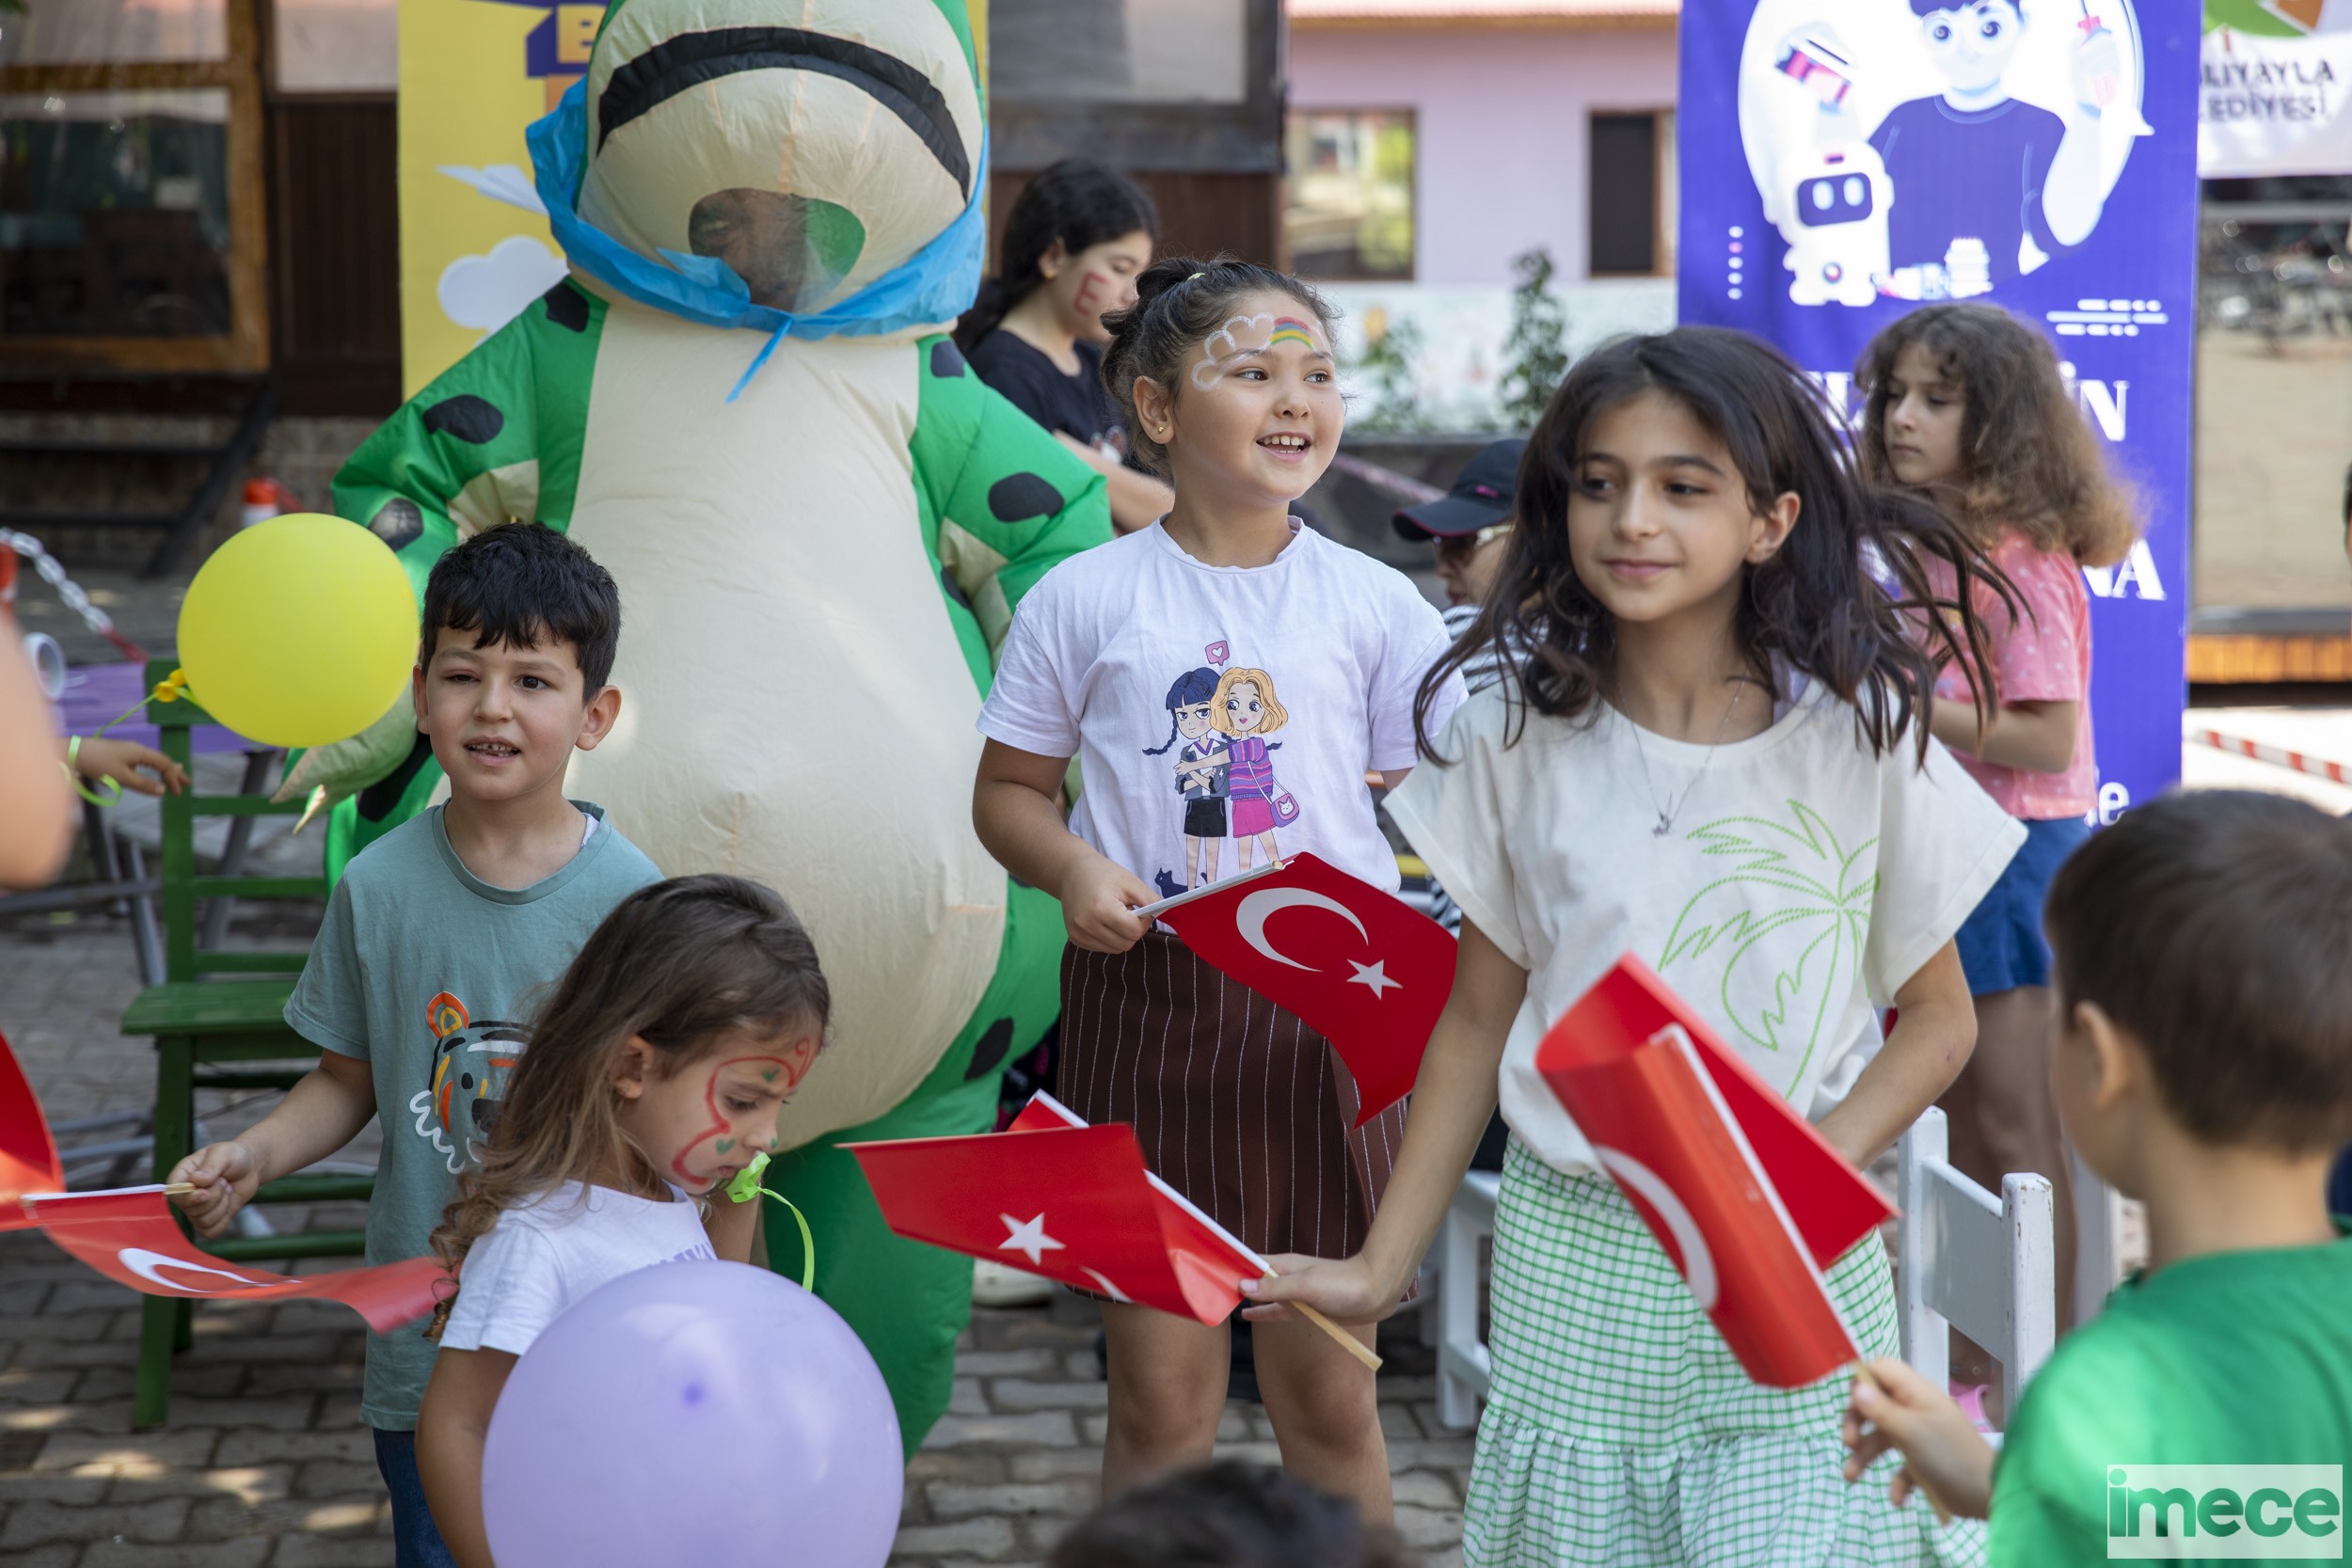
[958,160,1173,534]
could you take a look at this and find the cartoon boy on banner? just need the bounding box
[1740,0,2153,304]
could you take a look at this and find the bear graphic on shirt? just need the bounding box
[407,990,525,1175]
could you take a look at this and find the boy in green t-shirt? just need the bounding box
[169,523,664,1568]
[1843,790,2352,1560]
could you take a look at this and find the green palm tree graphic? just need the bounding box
[1657,802,1878,1093]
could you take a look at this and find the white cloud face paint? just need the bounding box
[1188,312,1328,390]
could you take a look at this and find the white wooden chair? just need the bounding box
[1432,1169,1501,1429]
[1897,1105,2058,1418]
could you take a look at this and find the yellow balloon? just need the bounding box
[178,514,418,748]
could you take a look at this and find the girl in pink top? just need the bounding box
[1860,304,2138,1351]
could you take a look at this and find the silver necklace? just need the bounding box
[1629,680,1749,838]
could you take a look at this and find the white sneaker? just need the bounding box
[972,1258,1055,1307]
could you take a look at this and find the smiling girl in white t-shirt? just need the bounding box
[1247,327,2024,1566]
[412,875,831,1568]
[975,256,1463,1523]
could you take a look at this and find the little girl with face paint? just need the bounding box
[413,875,830,1568]
[974,257,1464,1523]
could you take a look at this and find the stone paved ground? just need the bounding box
[0,916,1474,1567]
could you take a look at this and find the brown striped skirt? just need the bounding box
[1057,931,1410,1268]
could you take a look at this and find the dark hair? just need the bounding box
[2341,458,2351,529]
[1101,255,1337,479]
[1854,304,2137,566]
[2044,791,2352,1156]
[1417,326,2008,762]
[955,159,1159,350]
[420,522,621,692]
[1143,667,1220,755]
[428,874,829,1335]
[1046,1463,1413,1568]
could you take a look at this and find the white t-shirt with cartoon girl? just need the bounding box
[978,519,1463,902]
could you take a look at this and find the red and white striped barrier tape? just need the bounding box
[2189,727,2352,787]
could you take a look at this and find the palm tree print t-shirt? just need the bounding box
[1386,680,2023,1175]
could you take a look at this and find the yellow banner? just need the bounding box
[396,0,600,396]
[397,1,988,396]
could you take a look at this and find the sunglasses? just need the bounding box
[1435,523,1514,559]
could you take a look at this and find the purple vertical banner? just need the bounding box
[1677,0,2200,818]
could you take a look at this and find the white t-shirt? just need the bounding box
[978,520,1464,896]
[438,1180,716,1358]
[1386,680,2024,1175]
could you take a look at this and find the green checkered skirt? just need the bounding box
[1463,1139,1988,1568]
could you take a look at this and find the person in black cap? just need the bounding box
[1392,436,1524,694]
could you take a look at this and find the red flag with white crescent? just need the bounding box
[0,1030,439,1329]
[0,1028,64,1232]
[1535,956,1891,1388]
[847,1093,1263,1323]
[1146,853,1453,1125]
[24,1189,443,1333]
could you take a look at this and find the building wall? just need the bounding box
[1286,22,1679,287]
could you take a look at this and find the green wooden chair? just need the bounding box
[119,658,374,1428]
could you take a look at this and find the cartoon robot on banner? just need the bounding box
[1767,31,1891,308]
[294,0,1110,1451]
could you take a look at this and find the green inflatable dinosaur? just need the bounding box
[324,0,1105,1449]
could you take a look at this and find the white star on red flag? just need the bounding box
[1344,958,1401,999]
[997,1212,1064,1267]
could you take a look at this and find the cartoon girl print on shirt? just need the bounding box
[1210,666,1295,872]
[1143,667,1228,893]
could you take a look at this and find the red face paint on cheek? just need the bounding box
[668,1053,808,1182]
[1073,271,1110,314]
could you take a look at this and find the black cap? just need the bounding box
[1392,437,1526,542]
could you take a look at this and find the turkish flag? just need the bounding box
[1148,854,1453,1125]
[1534,956,1893,1388]
[24,1189,443,1333]
[0,1031,440,1329]
[0,1029,64,1232]
[847,1092,1263,1324]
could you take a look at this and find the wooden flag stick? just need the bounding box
[1261,1267,1384,1372]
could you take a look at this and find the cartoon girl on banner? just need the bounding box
[1211,666,1295,872]
[1738,0,2150,306]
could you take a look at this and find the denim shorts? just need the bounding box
[373,1427,457,1568]
[1956,815,2091,997]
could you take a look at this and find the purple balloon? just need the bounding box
[482,1259,901,1568]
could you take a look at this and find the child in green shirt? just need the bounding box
[1842,789,2352,1560]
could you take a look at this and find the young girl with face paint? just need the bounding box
[413,875,829,1568]
[973,257,1465,1521]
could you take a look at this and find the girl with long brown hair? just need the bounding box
[413,874,830,1568]
[1248,326,2020,1563]
[1858,303,2138,1354]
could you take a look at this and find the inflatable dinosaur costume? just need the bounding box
[325,0,1105,1448]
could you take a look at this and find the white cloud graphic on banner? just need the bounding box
[438,235,569,339]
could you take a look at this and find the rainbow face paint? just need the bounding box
[1267,318,1316,348]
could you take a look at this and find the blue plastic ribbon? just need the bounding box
[525,76,988,402]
